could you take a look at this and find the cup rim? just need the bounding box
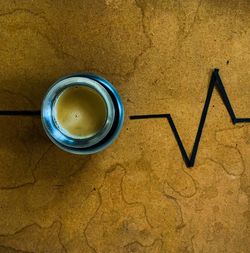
[41,76,115,149]
[41,73,124,155]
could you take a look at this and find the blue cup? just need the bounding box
[41,73,124,154]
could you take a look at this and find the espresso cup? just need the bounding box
[41,73,124,154]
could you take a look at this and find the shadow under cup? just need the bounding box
[41,74,124,154]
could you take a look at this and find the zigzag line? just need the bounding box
[130,69,250,168]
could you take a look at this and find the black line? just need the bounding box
[166,114,190,166]
[129,69,250,168]
[235,118,250,123]
[0,110,41,116]
[130,114,169,119]
[214,69,237,124]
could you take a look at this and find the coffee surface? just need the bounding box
[55,85,107,138]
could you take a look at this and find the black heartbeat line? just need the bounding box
[0,110,40,116]
[130,69,250,168]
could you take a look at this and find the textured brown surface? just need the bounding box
[0,0,250,252]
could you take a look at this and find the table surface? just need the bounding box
[0,0,249,252]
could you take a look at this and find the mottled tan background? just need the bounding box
[0,0,249,252]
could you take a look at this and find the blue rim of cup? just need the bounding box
[41,73,124,154]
